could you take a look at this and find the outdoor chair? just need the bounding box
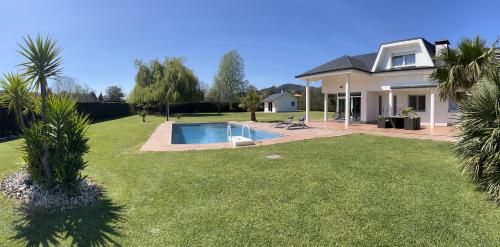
[286,115,309,129]
[272,115,294,128]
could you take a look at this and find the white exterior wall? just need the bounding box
[263,94,297,113]
[321,71,431,93]
[365,92,379,122]
[275,95,298,112]
[373,39,434,71]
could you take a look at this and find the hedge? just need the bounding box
[76,102,132,121]
[0,108,19,137]
[0,102,132,137]
[146,102,245,114]
[169,102,245,113]
[297,95,336,111]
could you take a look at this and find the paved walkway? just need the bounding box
[308,121,456,142]
[140,120,456,152]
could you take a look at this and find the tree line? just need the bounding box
[128,50,254,119]
[51,76,125,102]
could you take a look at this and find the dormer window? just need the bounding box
[392,53,415,67]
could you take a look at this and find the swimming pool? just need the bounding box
[171,123,283,144]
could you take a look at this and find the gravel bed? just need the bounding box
[0,168,102,212]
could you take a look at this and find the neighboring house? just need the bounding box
[263,89,298,112]
[296,37,459,127]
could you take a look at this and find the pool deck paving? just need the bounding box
[140,120,456,152]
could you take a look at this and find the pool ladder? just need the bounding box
[227,124,252,143]
[227,125,233,142]
[241,124,252,140]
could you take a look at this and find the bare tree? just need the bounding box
[105,85,125,101]
[52,76,97,102]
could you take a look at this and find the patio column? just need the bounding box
[305,82,310,122]
[345,74,351,128]
[430,90,436,128]
[335,94,339,114]
[388,90,393,116]
[323,93,329,122]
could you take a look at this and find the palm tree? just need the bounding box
[430,35,497,101]
[453,67,500,202]
[0,72,33,129]
[17,34,63,187]
[240,89,261,121]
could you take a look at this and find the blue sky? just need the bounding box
[0,0,499,95]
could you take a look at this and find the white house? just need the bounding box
[263,90,298,112]
[296,37,458,127]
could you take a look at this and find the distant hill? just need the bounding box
[258,83,319,97]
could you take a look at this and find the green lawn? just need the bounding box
[0,115,499,246]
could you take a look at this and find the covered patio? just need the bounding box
[299,70,446,128]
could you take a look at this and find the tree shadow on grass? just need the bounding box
[11,197,125,247]
[0,134,20,143]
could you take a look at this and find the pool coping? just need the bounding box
[140,121,350,152]
[170,122,285,145]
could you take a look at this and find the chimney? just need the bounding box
[435,40,450,56]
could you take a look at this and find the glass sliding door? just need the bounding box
[337,92,361,121]
[393,95,397,115]
[352,97,361,120]
[338,98,345,114]
[378,95,382,115]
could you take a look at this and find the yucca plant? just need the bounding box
[22,122,46,183]
[0,72,34,129]
[24,92,41,122]
[453,67,500,202]
[138,109,148,122]
[23,95,90,193]
[17,34,63,187]
[18,34,62,120]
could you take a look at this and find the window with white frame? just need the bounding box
[408,95,426,111]
[392,53,416,67]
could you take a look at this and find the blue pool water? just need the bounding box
[171,123,283,144]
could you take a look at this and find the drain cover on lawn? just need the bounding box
[266,154,281,160]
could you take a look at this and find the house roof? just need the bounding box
[262,92,295,102]
[296,53,377,78]
[296,38,436,78]
[263,93,282,102]
[421,38,436,59]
